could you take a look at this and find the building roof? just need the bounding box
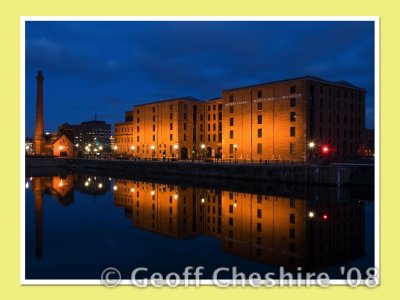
[45,131,73,145]
[133,96,203,108]
[223,75,366,92]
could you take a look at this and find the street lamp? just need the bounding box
[150,145,155,160]
[234,144,238,163]
[113,145,118,158]
[308,141,316,164]
[173,144,179,160]
[201,144,206,161]
[131,145,135,158]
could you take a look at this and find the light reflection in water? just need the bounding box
[27,174,367,273]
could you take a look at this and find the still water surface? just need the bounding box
[25,172,374,280]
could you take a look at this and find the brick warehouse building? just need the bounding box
[114,76,366,161]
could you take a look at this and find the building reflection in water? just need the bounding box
[29,175,365,271]
[29,174,110,259]
[113,179,365,271]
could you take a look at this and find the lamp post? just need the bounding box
[234,144,237,163]
[173,144,179,160]
[201,144,206,162]
[308,141,315,164]
[113,145,118,158]
[131,145,135,159]
[150,145,155,160]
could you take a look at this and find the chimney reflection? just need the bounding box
[31,175,75,259]
[114,180,365,270]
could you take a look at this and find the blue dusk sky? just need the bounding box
[25,20,375,137]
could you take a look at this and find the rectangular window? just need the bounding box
[184,113,187,120]
[257,209,262,218]
[290,228,295,239]
[213,134,216,141]
[290,143,295,155]
[290,127,296,137]
[230,118,234,126]
[170,113,173,120]
[230,130,234,139]
[218,133,222,142]
[290,213,295,224]
[153,115,155,122]
[183,134,186,141]
[257,115,262,124]
[229,217,233,226]
[137,136,139,142]
[153,124,155,131]
[229,144,234,154]
[213,123,216,131]
[290,112,296,122]
[257,102,262,110]
[152,135,155,141]
[218,112,222,120]
[290,98,296,107]
[137,118,139,123]
[207,134,210,142]
[229,95,234,102]
[170,123,173,130]
[137,126,140,133]
[257,143,262,154]
[257,223,262,232]
[257,128,262,138]
[229,106,234,113]
[257,90,263,98]
[170,134,173,141]
[290,86,296,94]
[184,123,187,130]
[218,104,222,110]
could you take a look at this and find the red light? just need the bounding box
[322,146,329,153]
[322,214,329,221]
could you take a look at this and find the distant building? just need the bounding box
[44,131,74,157]
[364,128,374,157]
[114,76,367,161]
[25,137,34,155]
[114,111,134,155]
[58,120,112,152]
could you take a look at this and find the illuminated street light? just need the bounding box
[151,190,155,196]
[98,183,103,188]
[308,141,316,164]
[113,186,118,191]
[308,211,315,218]
[173,144,179,150]
[234,144,238,163]
[99,146,103,150]
[84,181,89,186]
[130,187,135,193]
[201,198,205,203]
[75,143,79,147]
[174,194,178,199]
[150,145,155,159]
[201,144,206,161]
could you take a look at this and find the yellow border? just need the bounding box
[1,0,396,299]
